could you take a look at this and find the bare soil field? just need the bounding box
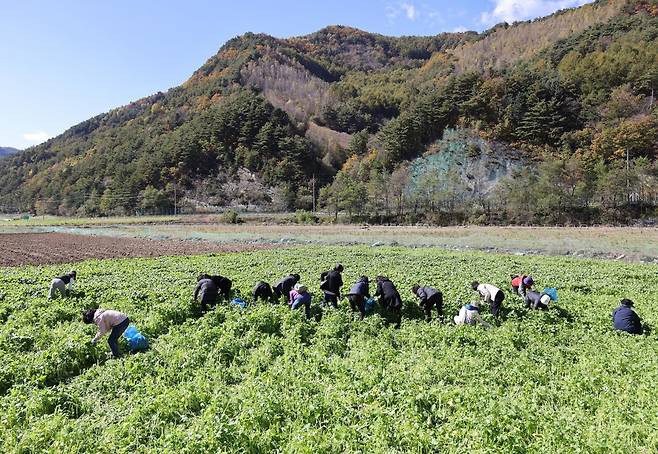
[0,232,275,266]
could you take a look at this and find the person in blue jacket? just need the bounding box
[612,298,643,335]
[345,276,370,320]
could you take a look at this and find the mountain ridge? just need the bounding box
[1,0,656,223]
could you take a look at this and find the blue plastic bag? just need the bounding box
[543,287,558,302]
[365,297,377,314]
[123,325,149,351]
[231,297,248,309]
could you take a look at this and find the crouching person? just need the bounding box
[412,284,443,322]
[83,308,130,358]
[612,298,643,335]
[273,274,300,301]
[49,271,76,299]
[194,274,218,312]
[211,275,232,300]
[471,281,505,317]
[346,276,370,321]
[525,290,551,310]
[252,281,274,303]
[454,301,491,329]
[289,284,312,319]
[510,274,533,297]
[375,276,403,328]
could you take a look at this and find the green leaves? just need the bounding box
[0,247,657,452]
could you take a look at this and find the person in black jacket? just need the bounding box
[412,285,443,322]
[612,298,643,335]
[272,274,300,300]
[210,275,232,300]
[320,264,344,309]
[375,276,403,327]
[345,276,370,320]
[252,281,274,303]
[194,274,218,312]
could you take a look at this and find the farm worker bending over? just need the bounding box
[471,281,505,317]
[454,301,491,329]
[320,264,344,309]
[345,276,370,320]
[252,281,274,303]
[194,274,218,312]
[525,290,551,310]
[48,271,76,299]
[510,274,533,297]
[375,276,403,328]
[82,308,130,358]
[272,274,300,300]
[289,283,312,319]
[210,274,232,300]
[612,299,643,335]
[412,285,443,322]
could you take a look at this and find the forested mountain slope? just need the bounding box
[0,0,656,224]
[0,147,19,158]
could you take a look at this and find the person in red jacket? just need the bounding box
[510,274,533,297]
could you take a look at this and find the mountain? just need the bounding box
[0,147,19,158]
[0,0,656,223]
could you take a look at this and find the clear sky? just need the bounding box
[0,0,592,149]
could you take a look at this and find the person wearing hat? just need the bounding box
[612,299,643,335]
[210,274,232,300]
[411,284,443,322]
[320,264,344,309]
[346,276,370,320]
[510,274,533,297]
[289,283,312,319]
[524,290,552,310]
[48,271,77,299]
[454,300,491,329]
[471,281,505,317]
[374,276,403,328]
[273,273,300,300]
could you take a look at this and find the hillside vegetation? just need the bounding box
[1,247,657,452]
[0,0,657,224]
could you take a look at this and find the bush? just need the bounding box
[221,209,240,224]
[293,210,317,224]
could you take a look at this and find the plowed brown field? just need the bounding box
[0,233,273,266]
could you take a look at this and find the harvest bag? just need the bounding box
[123,325,149,351]
[231,297,248,309]
[364,297,377,314]
[543,287,559,302]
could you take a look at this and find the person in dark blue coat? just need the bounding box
[346,276,370,320]
[612,299,643,335]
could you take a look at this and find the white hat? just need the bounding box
[540,294,551,305]
[294,283,307,293]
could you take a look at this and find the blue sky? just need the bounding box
[0,0,592,149]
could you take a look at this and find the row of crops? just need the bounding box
[1,246,657,452]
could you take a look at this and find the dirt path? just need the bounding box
[0,233,275,266]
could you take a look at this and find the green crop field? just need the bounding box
[1,246,657,453]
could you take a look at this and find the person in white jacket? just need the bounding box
[471,281,505,317]
[454,301,491,329]
[82,308,130,358]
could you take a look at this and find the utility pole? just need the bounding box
[312,174,316,212]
